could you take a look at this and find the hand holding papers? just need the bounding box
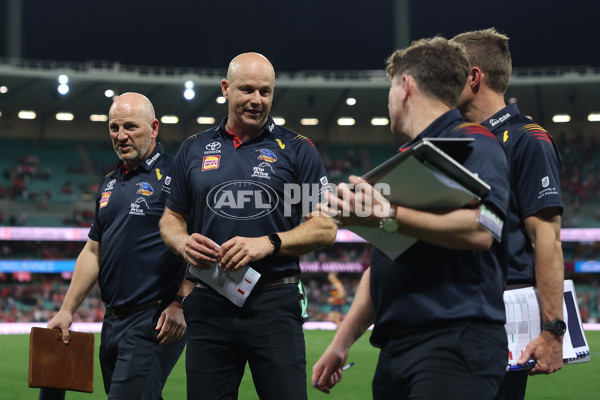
[189,239,261,307]
[504,280,590,371]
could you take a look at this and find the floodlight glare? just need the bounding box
[552,114,570,123]
[587,113,600,122]
[216,96,226,104]
[0,86,8,94]
[184,88,196,100]
[371,117,389,126]
[337,117,355,126]
[197,117,216,124]
[58,84,70,95]
[300,118,319,126]
[56,112,74,121]
[18,110,36,120]
[58,74,69,84]
[104,89,115,98]
[273,117,285,126]
[185,80,194,89]
[346,97,357,106]
[161,115,179,124]
[90,114,109,122]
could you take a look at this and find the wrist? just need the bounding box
[542,318,566,337]
[171,294,186,309]
[268,233,282,255]
[379,205,399,233]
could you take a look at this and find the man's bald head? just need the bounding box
[108,92,159,170]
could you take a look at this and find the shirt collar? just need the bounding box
[118,142,164,173]
[482,103,520,131]
[402,109,463,149]
[217,116,276,147]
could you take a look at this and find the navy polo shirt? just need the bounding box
[163,116,329,279]
[370,110,510,347]
[482,103,563,284]
[89,143,185,308]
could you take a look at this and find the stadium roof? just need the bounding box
[1,59,600,140]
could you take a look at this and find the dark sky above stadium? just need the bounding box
[2,0,598,71]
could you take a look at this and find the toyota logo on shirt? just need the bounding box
[206,142,222,151]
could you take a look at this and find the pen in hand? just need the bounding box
[315,362,355,387]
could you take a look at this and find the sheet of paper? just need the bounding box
[188,240,261,307]
[503,280,590,367]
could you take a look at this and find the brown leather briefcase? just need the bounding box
[28,327,94,393]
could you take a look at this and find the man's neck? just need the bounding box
[404,97,451,140]
[464,90,507,124]
[225,122,262,144]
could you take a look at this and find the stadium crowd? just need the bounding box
[1,133,600,228]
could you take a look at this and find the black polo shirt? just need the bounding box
[482,103,563,284]
[163,117,329,279]
[370,110,510,347]
[89,143,185,308]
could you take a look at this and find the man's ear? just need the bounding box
[402,74,413,100]
[221,79,229,98]
[469,66,482,92]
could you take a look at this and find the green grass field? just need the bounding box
[3,330,599,399]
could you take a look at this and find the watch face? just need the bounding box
[556,320,567,334]
[381,218,399,233]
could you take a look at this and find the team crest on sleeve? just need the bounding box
[542,176,550,188]
[202,155,221,171]
[136,182,154,196]
[100,192,111,208]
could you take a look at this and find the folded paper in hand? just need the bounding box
[28,327,94,393]
[189,239,261,307]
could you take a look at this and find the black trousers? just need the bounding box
[494,370,528,400]
[184,283,307,400]
[100,305,186,399]
[39,305,185,400]
[372,321,508,400]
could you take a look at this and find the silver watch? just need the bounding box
[379,206,399,233]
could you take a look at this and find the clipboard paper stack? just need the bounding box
[350,138,489,259]
[28,327,94,393]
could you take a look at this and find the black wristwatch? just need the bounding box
[173,295,186,306]
[268,233,282,256]
[542,319,567,335]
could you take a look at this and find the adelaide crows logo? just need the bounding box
[256,148,277,163]
[136,182,154,196]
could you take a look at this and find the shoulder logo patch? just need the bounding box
[276,138,286,150]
